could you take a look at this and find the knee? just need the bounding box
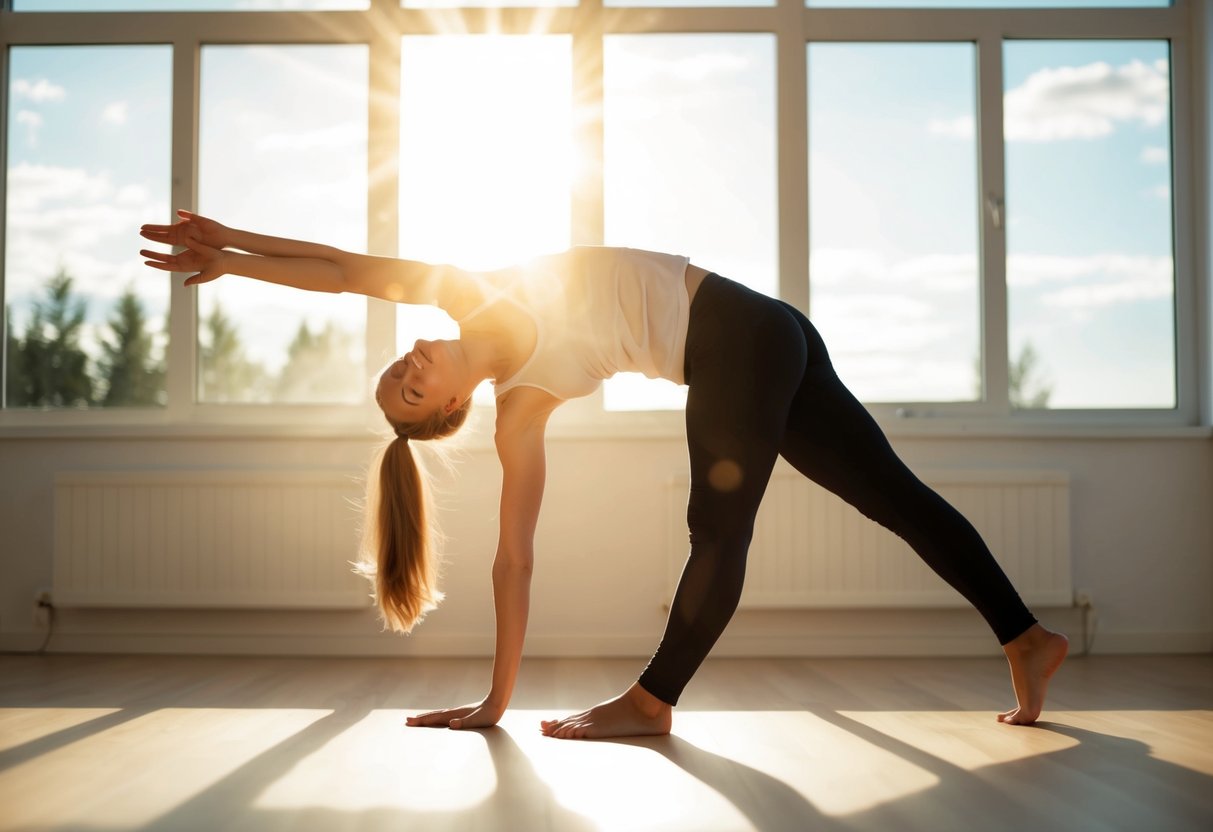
[687,494,756,553]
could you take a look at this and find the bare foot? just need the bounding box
[999,623,1069,726]
[541,682,673,740]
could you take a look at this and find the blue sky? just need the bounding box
[4,29,1177,410]
[6,46,172,369]
[807,39,1174,407]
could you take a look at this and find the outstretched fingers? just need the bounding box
[139,225,173,243]
[140,249,182,272]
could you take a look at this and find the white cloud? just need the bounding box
[1042,272,1172,309]
[889,253,978,293]
[6,163,114,216]
[810,249,976,293]
[4,162,168,327]
[1005,59,1168,142]
[15,110,43,146]
[1007,252,1172,312]
[115,184,151,206]
[101,101,129,126]
[1007,252,1172,288]
[1140,144,1169,164]
[12,77,66,103]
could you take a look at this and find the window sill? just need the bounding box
[0,410,1207,443]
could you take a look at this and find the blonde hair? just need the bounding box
[355,401,472,633]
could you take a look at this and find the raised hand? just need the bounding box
[140,236,228,286]
[405,701,503,730]
[139,209,230,251]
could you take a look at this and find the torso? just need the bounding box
[471,257,712,425]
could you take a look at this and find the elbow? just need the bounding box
[493,552,534,577]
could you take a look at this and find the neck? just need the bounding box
[454,331,511,393]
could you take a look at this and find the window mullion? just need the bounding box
[366,21,401,387]
[572,0,605,248]
[1168,24,1201,424]
[570,0,608,419]
[0,41,9,410]
[165,36,200,421]
[780,0,809,314]
[977,28,1009,415]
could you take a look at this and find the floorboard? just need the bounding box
[1,654,1210,831]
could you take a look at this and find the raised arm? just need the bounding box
[140,209,484,317]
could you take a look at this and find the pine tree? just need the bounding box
[274,320,362,403]
[972,341,1054,408]
[14,270,94,407]
[199,301,267,402]
[1009,342,1052,409]
[4,307,26,407]
[99,287,165,407]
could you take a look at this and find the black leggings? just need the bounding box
[637,274,1037,706]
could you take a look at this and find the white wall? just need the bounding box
[2,429,1209,658]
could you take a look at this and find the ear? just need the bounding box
[443,396,459,415]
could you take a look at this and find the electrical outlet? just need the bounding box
[33,588,52,627]
[1074,588,1093,608]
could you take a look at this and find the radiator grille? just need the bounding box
[53,470,367,609]
[666,468,1072,608]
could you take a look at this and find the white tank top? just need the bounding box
[460,246,691,400]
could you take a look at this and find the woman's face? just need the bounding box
[375,339,458,424]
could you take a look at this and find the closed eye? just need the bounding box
[401,386,423,407]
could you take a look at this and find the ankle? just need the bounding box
[1005,623,1053,654]
[627,682,672,718]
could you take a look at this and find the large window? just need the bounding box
[1004,40,1175,409]
[0,0,1200,429]
[198,44,369,404]
[5,46,171,409]
[808,42,981,404]
[603,33,777,411]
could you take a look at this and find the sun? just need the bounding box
[397,33,577,272]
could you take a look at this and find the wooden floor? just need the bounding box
[0,653,1210,832]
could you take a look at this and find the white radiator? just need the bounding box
[53,470,368,609]
[666,468,1072,609]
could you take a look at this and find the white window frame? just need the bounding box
[0,0,1207,439]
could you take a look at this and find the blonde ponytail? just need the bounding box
[356,400,471,633]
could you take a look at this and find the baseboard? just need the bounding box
[3,629,1209,657]
[1090,631,1213,654]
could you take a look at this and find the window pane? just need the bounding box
[808,43,980,403]
[397,35,572,406]
[1004,41,1175,409]
[198,45,368,404]
[5,46,171,409]
[603,34,777,411]
[16,1,366,10]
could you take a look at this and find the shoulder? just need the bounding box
[493,387,562,444]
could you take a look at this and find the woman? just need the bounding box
[140,210,1068,739]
